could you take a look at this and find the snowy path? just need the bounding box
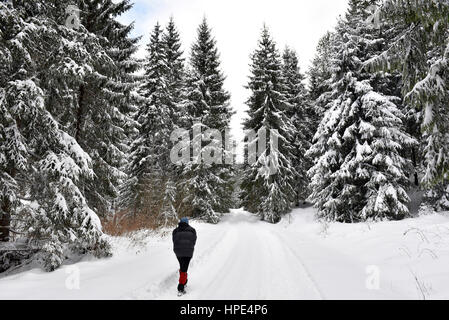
[142,210,323,300]
[1,208,449,299]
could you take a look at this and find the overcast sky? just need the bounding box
[117,0,349,159]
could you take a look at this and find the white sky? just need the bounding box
[117,0,349,160]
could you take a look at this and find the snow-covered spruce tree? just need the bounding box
[120,18,186,224]
[122,23,173,218]
[70,0,141,218]
[308,31,338,119]
[159,17,186,223]
[0,0,111,270]
[366,0,449,210]
[307,0,416,222]
[282,47,313,204]
[178,18,234,223]
[240,26,297,223]
[163,17,186,130]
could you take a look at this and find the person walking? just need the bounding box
[172,217,197,295]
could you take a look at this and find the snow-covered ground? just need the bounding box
[1,207,449,300]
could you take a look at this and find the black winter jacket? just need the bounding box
[172,222,197,258]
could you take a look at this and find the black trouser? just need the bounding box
[177,256,191,273]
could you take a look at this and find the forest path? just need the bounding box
[0,208,408,299]
[149,209,322,300]
[130,208,397,300]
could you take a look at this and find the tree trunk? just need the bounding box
[0,199,11,242]
[412,148,419,187]
[75,84,85,143]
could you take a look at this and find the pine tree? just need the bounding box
[307,0,416,222]
[163,17,186,129]
[121,18,187,225]
[160,17,186,222]
[71,0,141,218]
[282,47,312,204]
[366,0,449,210]
[308,31,337,118]
[179,18,234,223]
[122,23,172,218]
[240,26,297,223]
[0,0,111,270]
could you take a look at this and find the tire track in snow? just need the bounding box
[188,227,255,299]
[182,218,322,299]
[274,229,397,299]
[270,229,325,299]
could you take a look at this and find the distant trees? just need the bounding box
[240,27,303,223]
[177,19,234,223]
[308,31,336,119]
[122,18,234,224]
[282,47,313,204]
[121,22,175,221]
[118,0,449,227]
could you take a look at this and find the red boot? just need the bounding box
[178,270,188,293]
[179,270,188,285]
